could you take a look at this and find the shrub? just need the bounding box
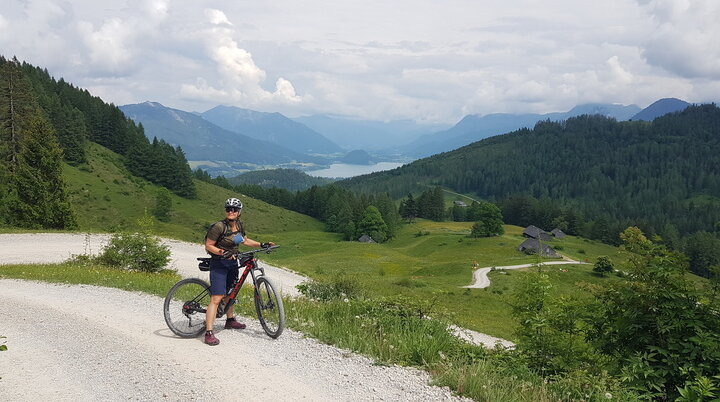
[296,275,365,301]
[593,256,614,276]
[99,231,170,272]
[152,188,172,222]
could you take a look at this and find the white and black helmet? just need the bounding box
[225,198,243,210]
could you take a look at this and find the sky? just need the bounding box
[1,0,719,124]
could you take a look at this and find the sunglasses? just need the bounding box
[225,207,240,213]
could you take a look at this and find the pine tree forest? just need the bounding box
[0,56,196,200]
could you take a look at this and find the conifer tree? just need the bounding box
[0,58,76,228]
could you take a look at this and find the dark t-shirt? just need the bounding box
[206,220,246,252]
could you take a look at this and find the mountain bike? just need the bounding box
[163,246,285,339]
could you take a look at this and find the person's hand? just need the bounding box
[222,250,235,259]
[260,242,274,249]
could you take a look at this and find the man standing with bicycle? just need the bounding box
[203,198,274,345]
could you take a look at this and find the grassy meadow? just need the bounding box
[61,143,323,241]
[264,220,627,339]
[4,142,630,340]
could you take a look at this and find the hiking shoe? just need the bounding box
[225,318,246,330]
[205,331,219,346]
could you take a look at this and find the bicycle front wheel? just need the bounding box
[254,276,285,339]
[164,278,211,338]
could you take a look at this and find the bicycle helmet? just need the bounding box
[225,198,243,210]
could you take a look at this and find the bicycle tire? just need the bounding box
[164,277,212,338]
[254,276,285,339]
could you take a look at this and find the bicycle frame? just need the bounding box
[224,256,262,303]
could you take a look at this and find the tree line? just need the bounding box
[337,107,720,272]
[339,107,720,237]
[195,168,400,242]
[0,58,76,229]
[1,56,196,200]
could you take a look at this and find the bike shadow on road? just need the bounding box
[154,321,280,342]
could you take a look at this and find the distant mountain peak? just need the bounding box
[631,98,691,121]
[200,105,342,154]
[142,101,165,108]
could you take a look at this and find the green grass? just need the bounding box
[0,262,631,401]
[263,221,628,340]
[59,143,323,241]
[0,261,182,297]
[2,141,633,340]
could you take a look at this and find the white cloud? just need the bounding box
[606,56,634,84]
[205,9,232,26]
[638,0,720,79]
[180,9,305,108]
[77,18,133,74]
[1,1,717,124]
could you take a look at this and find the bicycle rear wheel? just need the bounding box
[254,276,285,339]
[164,278,211,338]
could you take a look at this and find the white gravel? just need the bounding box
[0,233,474,401]
[0,279,468,401]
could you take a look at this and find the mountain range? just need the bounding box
[120,98,696,176]
[201,105,343,155]
[119,102,327,174]
[292,115,449,152]
[403,103,642,157]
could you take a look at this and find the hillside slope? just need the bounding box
[64,143,324,242]
[338,105,720,235]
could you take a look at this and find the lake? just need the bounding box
[306,162,404,178]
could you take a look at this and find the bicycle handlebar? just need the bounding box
[233,245,280,258]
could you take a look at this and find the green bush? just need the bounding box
[592,256,614,276]
[296,275,365,301]
[99,231,170,273]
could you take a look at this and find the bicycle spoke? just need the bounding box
[164,278,212,338]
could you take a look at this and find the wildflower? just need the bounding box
[438,351,446,360]
[605,393,612,399]
[344,298,349,303]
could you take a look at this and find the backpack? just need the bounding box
[204,220,245,247]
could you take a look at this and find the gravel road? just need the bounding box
[0,234,470,401]
[0,280,467,401]
[462,259,588,289]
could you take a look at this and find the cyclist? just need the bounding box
[203,197,274,345]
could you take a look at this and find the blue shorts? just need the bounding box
[209,258,239,295]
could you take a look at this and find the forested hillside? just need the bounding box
[0,57,196,204]
[226,168,334,191]
[339,105,720,238]
[0,57,76,229]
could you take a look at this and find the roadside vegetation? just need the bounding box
[0,259,637,401]
[5,225,717,400]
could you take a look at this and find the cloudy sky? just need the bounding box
[1,0,718,124]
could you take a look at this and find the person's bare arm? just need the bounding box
[205,237,226,256]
